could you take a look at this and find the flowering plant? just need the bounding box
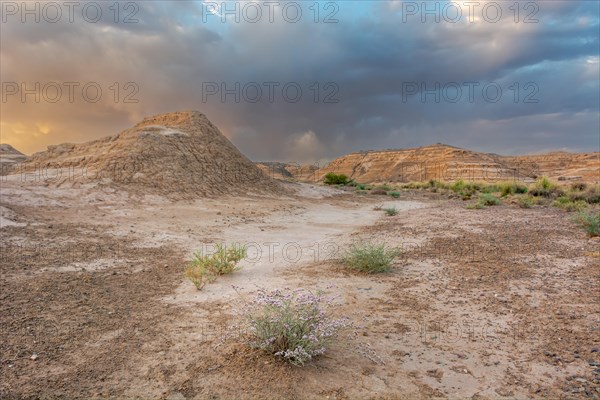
[240,287,350,366]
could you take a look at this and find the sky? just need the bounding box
[1,0,599,163]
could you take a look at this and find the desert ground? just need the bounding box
[1,177,599,399]
[1,112,599,399]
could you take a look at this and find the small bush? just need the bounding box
[499,181,528,197]
[432,180,449,190]
[460,191,473,200]
[574,211,600,237]
[571,182,587,191]
[465,182,482,191]
[185,244,247,289]
[384,207,398,216]
[242,288,350,366]
[529,177,562,198]
[568,191,587,202]
[388,191,400,198]
[479,193,501,206]
[528,187,548,197]
[552,196,587,212]
[536,176,556,191]
[355,183,367,190]
[343,242,401,273]
[450,180,466,193]
[584,188,600,204]
[514,183,529,194]
[519,196,535,209]
[374,184,393,191]
[324,172,349,185]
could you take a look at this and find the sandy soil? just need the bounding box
[1,180,599,399]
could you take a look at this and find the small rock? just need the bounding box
[30,354,38,361]
[588,360,600,367]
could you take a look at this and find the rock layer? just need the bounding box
[317,144,599,184]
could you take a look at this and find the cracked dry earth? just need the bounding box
[1,183,599,399]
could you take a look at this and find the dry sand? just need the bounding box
[1,112,598,399]
[1,177,598,399]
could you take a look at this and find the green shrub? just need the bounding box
[519,196,535,209]
[324,172,350,185]
[450,180,466,193]
[529,178,565,198]
[388,191,400,198]
[343,242,401,273]
[185,244,247,289]
[460,191,473,200]
[530,176,563,197]
[574,211,600,237]
[536,176,556,190]
[355,183,366,190]
[384,207,398,216]
[467,193,500,209]
[432,180,449,190]
[585,187,600,204]
[552,196,587,212]
[242,288,350,366]
[528,187,547,197]
[479,193,501,206]
[468,182,483,191]
[499,181,528,197]
[374,184,392,191]
[514,183,529,194]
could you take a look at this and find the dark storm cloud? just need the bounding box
[1,0,598,161]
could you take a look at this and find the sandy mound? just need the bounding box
[317,144,599,184]
[503,152,600,184]
[17,111,281,198]
[0,144,28,174]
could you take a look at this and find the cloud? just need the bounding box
[1,0,598,160]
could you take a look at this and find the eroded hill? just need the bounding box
[315,144,599,184]
[13,111,282,198]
